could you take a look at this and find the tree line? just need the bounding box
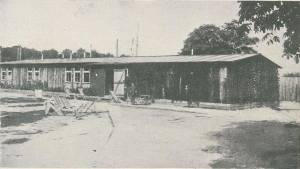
[0,46,116,62]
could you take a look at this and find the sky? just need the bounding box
[0,0,299,73]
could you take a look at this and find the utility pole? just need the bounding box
[130,38,135,56]
[116,38,119,57]
[90,44,92,58]
[135,23,139,56]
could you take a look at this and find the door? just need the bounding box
[90,68,106,97]
[113,69,127,96]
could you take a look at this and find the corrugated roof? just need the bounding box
[0,53,281,67]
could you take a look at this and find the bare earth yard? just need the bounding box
[1,91,300,168]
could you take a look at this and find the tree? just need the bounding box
[91,50,114,58]
[181,20,259,55]
[1,46,18,61]
[62,49,72,58]
[21,47,41,60]
[222,20,259,54]
[76,48,85,58]
[42,49,59,59]
[239,1,300,63]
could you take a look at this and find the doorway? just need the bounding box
[90,68,106,97]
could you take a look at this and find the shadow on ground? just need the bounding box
[8,103,44,107]
[2,138,30,144]
[0,97,45,105]
[1,110,46,127]
[205,121,300,168]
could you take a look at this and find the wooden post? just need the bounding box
[179,76,182,98]
[219,66,227,103]
[0,46,2,62]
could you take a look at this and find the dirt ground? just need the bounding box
[1,91,300,168]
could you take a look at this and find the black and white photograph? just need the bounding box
[0,0,299,168]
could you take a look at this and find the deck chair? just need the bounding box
[74,99,114,127]
[78,88,88,99]
[64,87,75,99]
[74,100,96,118]
[110,91,123,103]
[44,96,76,116]
[78,88,84,96]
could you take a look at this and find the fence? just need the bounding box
[280,77,300,102]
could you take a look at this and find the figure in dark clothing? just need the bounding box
[128,83,136,104]
[187,71,200,107]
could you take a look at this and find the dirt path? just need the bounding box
[1,91,300,168]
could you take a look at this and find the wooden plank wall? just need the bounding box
[20,67,27,86]
[8,66,65,89]
[280,77,300,102]
[46,67,64,89]
[12,67,19,86]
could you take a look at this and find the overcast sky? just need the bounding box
[0,0,298,72]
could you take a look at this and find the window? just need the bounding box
[27,68,33,81]
[83,67,90,83]
[1,68,6,80]
[65,67,72,82]
[34,67,40,80]
[74,67,81,83]
[7,68,12,81]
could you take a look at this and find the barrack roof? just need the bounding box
[0,53,281,67]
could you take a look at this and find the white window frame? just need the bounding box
[74,67,81,83]
[27,67,33,82]
[1,68,7,80]
[34,67,40,81]
[65,67,73,82]
[83,67,90,83]
[7,68,12,81]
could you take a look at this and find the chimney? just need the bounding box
[17,46,22,60]
[90,44,92,58]
[41,51,44,60]
[70,51,73,60]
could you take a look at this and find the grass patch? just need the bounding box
[208,121,300,168]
